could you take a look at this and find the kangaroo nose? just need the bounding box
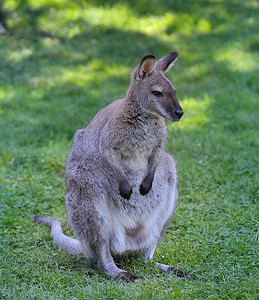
[175,109,184,118]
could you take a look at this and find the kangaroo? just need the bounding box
[33,51,193,282]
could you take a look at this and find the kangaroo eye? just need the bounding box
[152,91,163,97]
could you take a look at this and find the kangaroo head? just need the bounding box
[130,51,183,122]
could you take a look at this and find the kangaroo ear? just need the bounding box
[137,55,156,79]
[155,51,179,73]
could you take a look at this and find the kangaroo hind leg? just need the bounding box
[66,187,141,282]
[92,243,141,282]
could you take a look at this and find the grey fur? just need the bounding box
[33,52,193,282]
[33,215,84,255]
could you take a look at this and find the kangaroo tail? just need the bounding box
[32,215,84,256]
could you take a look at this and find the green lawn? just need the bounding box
[0,0,258,299]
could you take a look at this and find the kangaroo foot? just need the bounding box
[115,271,142,283]
[155,263,193,281]
[167,266,194,281]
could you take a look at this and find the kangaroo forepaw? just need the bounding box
[139,178,153,196]
[115,271,142,283]
[119,181,132,200]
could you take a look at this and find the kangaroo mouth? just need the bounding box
[165,110,184,122]
[171,116,182,122]
[175,114,184,122]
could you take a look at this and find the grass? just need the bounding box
[0,0,258,299]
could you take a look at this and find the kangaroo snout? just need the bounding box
[174,109,184,120]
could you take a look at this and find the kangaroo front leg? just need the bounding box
[118,177,132,200]
[139,170,155,195]
[139,155,157,196]
[105,150,132,199]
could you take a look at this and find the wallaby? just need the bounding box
[33,51,193,282]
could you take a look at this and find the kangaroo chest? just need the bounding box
[117,126,162,172]
[118,120,165,160]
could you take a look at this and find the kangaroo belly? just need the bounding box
[108,164,178,255]
[109,214,157,255]
[109,192,176,256]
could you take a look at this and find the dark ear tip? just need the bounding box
[146,54,156,59]
[172,51,179,57]
[141,54,156,62]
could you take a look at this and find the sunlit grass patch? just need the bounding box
[54,60,130,87]
[214,46,259,72]
[5,47,33,63]
[168,95,210,131]
[4,1,213,41]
